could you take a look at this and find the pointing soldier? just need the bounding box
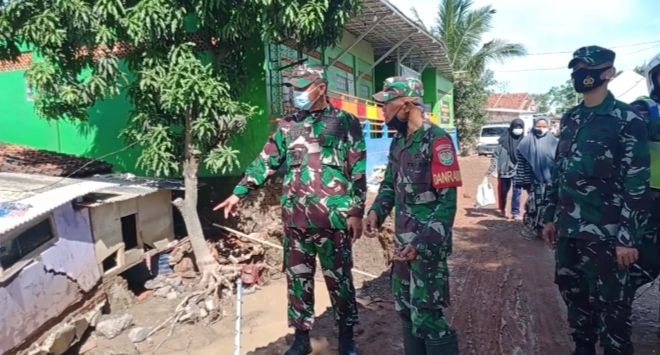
[215,65,366,355]
[366,77,462,354]
[542,46,651,355]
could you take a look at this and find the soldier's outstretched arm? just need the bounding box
[232,125,287,199]
[347,116,367,218]
[616,114,651,248]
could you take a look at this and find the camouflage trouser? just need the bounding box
[555,238,636,354]
[283,227,358,330]
[392,257,452,340]
[522,182,548,234]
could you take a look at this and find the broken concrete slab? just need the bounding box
[153,285,172,298]
[104,277,135,312]
[128,327,151,343]
[43,324,76,355]
[95,314,133,339]
[144,276,166,290]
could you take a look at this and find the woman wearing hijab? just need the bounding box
[515,117,558,239]
[487,118,525,219]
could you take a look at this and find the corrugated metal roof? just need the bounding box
[0,179,115,237]
[0,172,182,237]
[344,0,452,76]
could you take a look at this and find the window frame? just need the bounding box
[0,214,59,283]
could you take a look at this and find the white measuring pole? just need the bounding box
[235,278,243,355]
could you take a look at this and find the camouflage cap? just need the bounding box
[372,77,424,104]
[568,45,616,69]
[286,65,327,88]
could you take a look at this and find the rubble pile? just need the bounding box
[233,178,284,244]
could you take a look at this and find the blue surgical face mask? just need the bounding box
[293,85,319,111]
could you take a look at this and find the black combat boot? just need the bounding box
[284,329,312,355]
[338,323,358,355]
[424,330,459,355]
[571,340,596,355]
[402,321,426,355]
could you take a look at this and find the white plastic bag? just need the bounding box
[475,177,496,207]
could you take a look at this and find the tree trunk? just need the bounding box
[174,111,218,273]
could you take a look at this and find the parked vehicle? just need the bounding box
[478,124,509,156]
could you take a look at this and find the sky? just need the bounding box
[388,0,660,94]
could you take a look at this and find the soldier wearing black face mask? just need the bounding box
[543,46,651,355]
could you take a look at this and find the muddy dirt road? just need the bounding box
[245,156,659,355]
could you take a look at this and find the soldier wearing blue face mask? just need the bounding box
[216,64,366,355]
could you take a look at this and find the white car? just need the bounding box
[477,124,509,156]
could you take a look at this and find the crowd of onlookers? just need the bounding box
[486,116,558,239]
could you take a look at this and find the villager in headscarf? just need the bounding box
[486,118,525,219]
[516,117,558,239]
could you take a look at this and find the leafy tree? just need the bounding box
[548,79,579,116]
[531,92,550,114]
[430,0,526,153]
[453,73,490,153]
[0,0,359,286]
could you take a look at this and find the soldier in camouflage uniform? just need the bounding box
[630,54,660,339]
[366,77,462,355]
[215,65,366,355]
[542,46,651,355]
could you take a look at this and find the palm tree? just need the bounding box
[430,0,526,79]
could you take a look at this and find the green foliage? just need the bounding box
[0,0,359,176]
[547,79,579,116]
[433,0,526,78]
[430,0,525,151]
[531,92,550,114]
[453,72,490,153]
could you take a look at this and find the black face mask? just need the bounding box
[571,67,611,93]
[386,105,408,134]
[386,116,407,134]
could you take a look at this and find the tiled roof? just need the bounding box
[487,93,536,111]
[0,143,112,178]
[0,53,33,73]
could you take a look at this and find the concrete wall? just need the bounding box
[91,192,174,268]
[0,204,100,354]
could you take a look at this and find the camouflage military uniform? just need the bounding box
[234,66,366,331]
[371,78,461,342]
[543,47,651,355]
[629,98,660,288]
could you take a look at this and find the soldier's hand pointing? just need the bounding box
[213,194,240,219]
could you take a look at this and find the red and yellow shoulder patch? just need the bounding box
[432,136,462,189]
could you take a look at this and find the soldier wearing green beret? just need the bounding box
[366,77,462,354]
[542,46,651,355]
[215,65,366,355]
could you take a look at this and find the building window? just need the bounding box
[335,72,349,93]
[358,84,370,99]
[0,218,55,271]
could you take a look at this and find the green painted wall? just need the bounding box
[224,38,270,176]
[0,30,453,178]
[0,62,143,174]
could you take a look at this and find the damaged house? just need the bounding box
[0,144,179,354]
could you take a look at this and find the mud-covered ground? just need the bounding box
[90,156,659,355]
